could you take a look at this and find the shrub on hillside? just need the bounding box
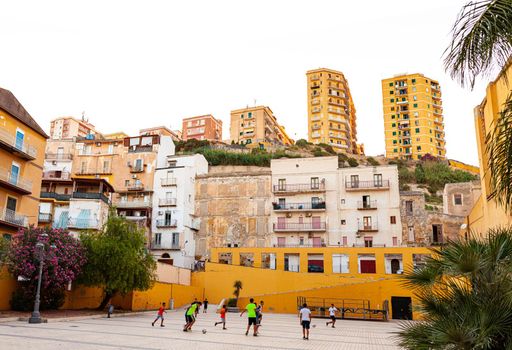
[318,143,336,155]
[347,157,359,167]
[366,157,379,166]
[295,139,309,147]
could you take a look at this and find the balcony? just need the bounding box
[159,198,177,206]
[396,100,408,105]
[38,213,53,223]
[431,84,440,91]
[40,192,71,201]
[328,107,346,115]
[272,202,326,211]
[311,125,321,130]
[0,168,32,194]
[130,165,145,173]
[311,132,320,138]
[128,145,154,153]
[357,200,377,210]
[127,183,145,191]
[310,75,320,81]
[311,107,321,113]
[345,180,390,191]
[273,222,327,232]
[45,153,73,160]
[116,200,152,208]
[156,219,178,228]
[0,208,27,228]
[123,215,147,223]
[0,128,37,160]
[42,170,71,181]
[161,178,177,186]
[76,167,112,175]
[72,192,110,205]
[273,182,325,195]
[151,241,180,250]
[68,218,100,229]
[357,222,379,233]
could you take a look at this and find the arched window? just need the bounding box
[161,253,170,259]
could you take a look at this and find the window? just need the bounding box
[135,158,143,170]
[392,123,396,127]
[389,90,394,95]
[412,78,416,83]
[154,233,162,245]
[391,115,395,119]
[332,254,349,273]
[393,140,397,144]
[103,161,110,173]
[6,196,17,213]
[415,120,420,126]
[390,216,396,224]
[350,175,359,188]
[364,237,373,248]
[392,131,396,136]
[125,180,130,187]
[108,144,114,154]
[240,114,244,119]
[278,179,286,191]
[390,98,395,103]
[172,232,179,247]
[341,219,346,225]
[413,103,418,108]
[248,112,252,118]
[453,194,463,205]
[393,148,398,153]
[311,177,320,189]
[406,201,413,215]
[389,82,393,87]
[373,174,383,186]
[415,128,420,133]
[413,96,417,101]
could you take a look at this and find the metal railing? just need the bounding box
[156,219,178,228]
[273,222,327,231]
[45,153,73,160]
[273,182,325,193]
[130,166,144,173]
[357,200,377,210]
[38,213,52,222]
[76,167,112,175]
[345,180,389,190]
[72,192,110,204]
[151,241,180,250]
[128,145,153,153]
[127,183,145,191]
[161,178,177,186]
[159,198,177,206]
[68,218,100,229]
[357,222,379,232]
[272,202,326,210]
[0,167,32,192]
[0,208,27,227]
[116,200,152,208]
[272,243,326,248]
[40,192,71,201]
[42,171,71,180]
[0,128,37,159]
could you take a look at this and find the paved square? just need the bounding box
[0,308,402,349]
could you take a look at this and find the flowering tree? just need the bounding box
[7,227,86,310]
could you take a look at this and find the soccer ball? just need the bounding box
[312,324,316,328]
[202,329,207,334]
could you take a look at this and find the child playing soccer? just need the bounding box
[152,302,166,327]
[214,305,227,330]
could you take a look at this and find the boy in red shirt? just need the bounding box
[214,305,227,330]
[152,302,166,327]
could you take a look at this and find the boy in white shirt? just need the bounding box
[299,303,312,340]
[326,303,338,328]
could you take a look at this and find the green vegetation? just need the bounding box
[233,280,243,299]
[398,228,512,349]
[366,157,379,166]
[347,157,359,167]
[193,148,300,167]
[294,139,309,147]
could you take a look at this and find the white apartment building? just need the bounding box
[151,153,208,268]
[270,157,402,249]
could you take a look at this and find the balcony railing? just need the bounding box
[38,213,53,223]
[357,200,378,210]
[68,218,100,229]
[116,200,152,208]
[161,178,177,186]
[72,192,110,204]
[273,182,325,194]
[357,222,379,232]
[42,171,71,180]
[156,219,178,228]
[127,183,145,191]
[0,208,27,227]
[0,128,37,160]
[272,243,326,248]
[273,222,326,232]
[76,168,112,175]
[40,192,72,201]
[151,241,180,250]
[272,202,326,211]
[0,168,32,194]
[128,145,154,153]
[345,180,390,190]
[130,166,145,173]
[45,153,73,160]
[159,198,177,206]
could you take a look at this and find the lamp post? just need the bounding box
[28,234,56,324]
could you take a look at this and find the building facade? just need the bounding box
[140,126,182,142]
[306,68,360,154]
[0,88,48,238]
[230,106,293,148]
[182,114,223,142]
[382,73,446,160]
[443,181,481,218]
[151,154,208,268]
[49,116,99,140]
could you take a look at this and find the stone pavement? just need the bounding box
[0,308,402,349]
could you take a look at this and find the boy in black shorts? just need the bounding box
[299,303,312,340]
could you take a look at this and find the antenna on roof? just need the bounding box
[254,99,257,106]
[81,111,85,121]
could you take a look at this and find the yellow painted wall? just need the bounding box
[131,282,204,311]
[0,267,16,310]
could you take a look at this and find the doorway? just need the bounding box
[432,224,443,243]
[391,297,412,320]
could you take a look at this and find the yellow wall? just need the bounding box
[0,267,16,310]
[448,159,479,176]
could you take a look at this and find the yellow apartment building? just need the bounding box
[0,88,48,238]
[306,68,361,154]
[382,73,446,160]
[464,61,512,237]
[230,106,293,148]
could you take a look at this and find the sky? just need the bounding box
[0,0,496,166]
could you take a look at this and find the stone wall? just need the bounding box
[443,181,481,217]
[194,166,272,257]
[400,191,465,245]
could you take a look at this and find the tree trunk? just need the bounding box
[98,290,115,311]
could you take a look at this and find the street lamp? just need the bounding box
[28,234,56,324]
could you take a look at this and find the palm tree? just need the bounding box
[233,280,243,299]
[397,228,512,349]
[444,0,512,210]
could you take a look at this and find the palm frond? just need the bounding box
[444,0,512,88]
[486,94,512,212]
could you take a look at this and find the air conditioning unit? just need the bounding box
[286,213,292,218]
[158,211,163,215]
[305,212,312,217]
[132,174,137,179]
[52,161,57,165]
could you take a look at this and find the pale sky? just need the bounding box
[0,0,494,165]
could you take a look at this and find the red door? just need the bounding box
[312,216,321,229]
[312,237,322,247]
[277,237,286,247]
[360,260,376,273]
[277,217,285,230]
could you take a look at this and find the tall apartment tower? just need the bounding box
[382,74,446,160]
[50,116,99,140]
[306,68,360,154]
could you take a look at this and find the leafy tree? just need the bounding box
[295,139,309,147]
[397,228,512,349]
[7,227,86,310]
[444,0,512,210]
[233,280,243,299]
[0,235,10,267]
[78,214,156,310]
[347,157,359,167]
[366,157,379,166]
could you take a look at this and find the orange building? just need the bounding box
[140,126,182,142]
[0,88,48,238]
[182,114,223,142]
[49,116,99,140]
